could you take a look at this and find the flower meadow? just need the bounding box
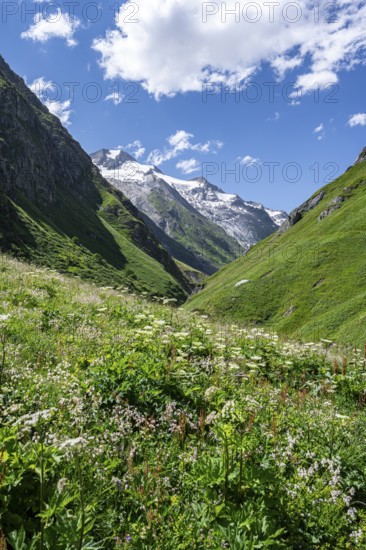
[0,255,366,549]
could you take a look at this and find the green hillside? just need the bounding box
[186,157,366,346]
[91,149,244,276]
[1,254,366,548]
[146,188,243,274]
[0,54,189,302]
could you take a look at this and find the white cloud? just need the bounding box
[239,155,260,165]
[313,122,326,140]
[105,91,124,105]
[168,130,193,152]
[268,111,280,122]
[44,99,72,126]
[176,158,200,175]
[92,0,366,99]
[294,70,338,96]
[122,140,146,159]
[147,130,222,166]
[27,76,58,100]
[271,55,303,79]
[21,10,80,47]
[28,77,72,126]
[348,113,366,127]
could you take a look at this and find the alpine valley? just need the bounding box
[0,54,191,302]
[186,148,366,346]
[1,17,366,548]
[91,149,287,275]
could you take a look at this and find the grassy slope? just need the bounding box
[0,57,188,301]
[1,254,366,549]
[148,190,243,274]
[174,259,206,287]
[185,161,366,346]
[0,185,188,301]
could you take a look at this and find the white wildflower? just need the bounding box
[14,408,56,428]
[112,476,123,491]
[59,437,87,450]
[350,529,363,543]
[229,363,240,370]
[57,478,69,494]
[205,411,217,425]
[204,386,219,401]
[221,400,236,418]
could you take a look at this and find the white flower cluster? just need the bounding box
[221,400,236,420]
[0,314,10,323]
[59,436,88,450]
[204,386,219,401]
[350,528,363,544]
[13,408,56,427]
[205,411,217,426]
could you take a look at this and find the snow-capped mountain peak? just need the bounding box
[91,149,287,250]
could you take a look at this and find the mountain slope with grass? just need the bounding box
[185,152,366,346]
[1,253,366,548]
[0,55,189,301]
[91,149,244,275]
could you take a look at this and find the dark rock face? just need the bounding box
[318,205,341,221]
[318,194,349,221]
[279,192,325,232]
[344,180,366,192]
[0,55,100,208]
[354,147,366,166]
[91,149,136,172]
[329,196,344,206]
[0,54,190,295]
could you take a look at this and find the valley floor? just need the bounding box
[0,255,366,549]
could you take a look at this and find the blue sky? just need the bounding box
[1,0,366,211]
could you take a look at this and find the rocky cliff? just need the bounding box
[0,54,190,300]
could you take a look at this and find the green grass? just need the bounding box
[174,259,206,286]
[1,254,366,549]
[185,161,366,347]
[0,186,187,302]
[0,54,189,303]
[148,190,243,274]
